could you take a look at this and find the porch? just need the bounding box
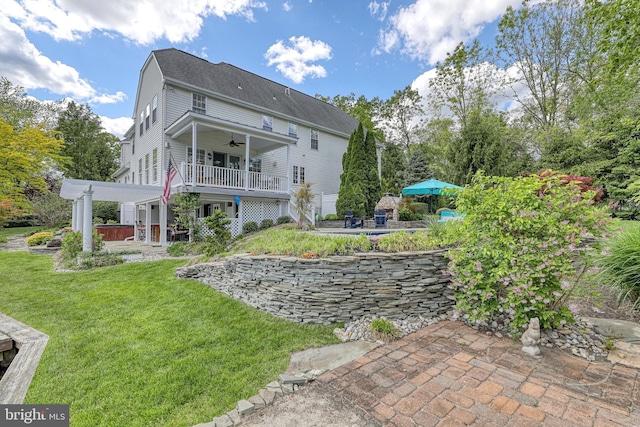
[182,163,288,193]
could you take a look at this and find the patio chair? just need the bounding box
[374,210,387,228]
[343,210,354,228]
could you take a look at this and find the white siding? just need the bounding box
[133,59,164,187]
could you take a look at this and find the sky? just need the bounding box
[0,0,526,139]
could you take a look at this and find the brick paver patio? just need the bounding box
[318,321,640,426]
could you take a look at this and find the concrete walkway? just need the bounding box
[317,321,639,426]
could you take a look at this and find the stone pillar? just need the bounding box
[82,188,93,252]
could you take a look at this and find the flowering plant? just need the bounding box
[448,171,611,333]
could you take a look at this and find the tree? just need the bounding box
[57,101,119,181]
[428,40,498,127]
[404,149,432,186]
[0,117,65,211]
[448,111,515,185]
[317,92,385,142]
[380,85,425,151]
[363,128,382,214]
[172,193,200,242]
[381,141,406,196]
[0,77,59,131]
[293,182,314,227]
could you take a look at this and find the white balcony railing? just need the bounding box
[181,163,288,193]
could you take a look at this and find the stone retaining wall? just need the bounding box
[176,251,454,324]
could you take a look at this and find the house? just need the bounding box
[62,48,379,246]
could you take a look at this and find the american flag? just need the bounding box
[161,158,177,205]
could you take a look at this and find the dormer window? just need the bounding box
[262,115,273,131]
[192,93,206,114]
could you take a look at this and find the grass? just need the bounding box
[0,226,43,239]
[0,252,339,426]
[230,226,372,257]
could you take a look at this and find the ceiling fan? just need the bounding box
[229,133,245,147]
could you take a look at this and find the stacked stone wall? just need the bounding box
[176,251,454,324]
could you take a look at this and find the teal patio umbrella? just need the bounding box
[401,179,463,212]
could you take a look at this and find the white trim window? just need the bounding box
[311,129,319,150]
[138,159,143,185]
[139,111,144,136]
[192,93,206,114]
[187,147,205,165]
[293,166,305,184]
[152,148,158,182]
[145,104,150,130]
[145,153,150,184]
[152,94,158,123]
[288,122,297,137]
[262,115,273,131]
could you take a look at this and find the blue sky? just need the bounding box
[0,0,524,138]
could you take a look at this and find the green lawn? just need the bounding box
[0,252,339,426]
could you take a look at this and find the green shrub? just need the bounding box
[370,318,399,342]
[26,231,54,246]
[276,215,293,225]
[323,214,339,221]
[203,211,232,255]
[260,219,274,229]
[398,207,417,221]
[596,227,640,308]
[60,230,104,261]
[243,222,259,234]
[77,253,124,269]
[448,171,611,334]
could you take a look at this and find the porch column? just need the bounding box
[192,122,197,191]
[286,144,291,193]
[160,200,168,246]
[76,197,84,232]
[82,187,93,252]
[244,134,250,190]
[145,202,151,244]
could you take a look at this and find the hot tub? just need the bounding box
[94,224,135,241]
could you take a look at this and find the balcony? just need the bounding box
[181,163,288,193]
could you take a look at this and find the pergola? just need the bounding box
[60,179,165,251]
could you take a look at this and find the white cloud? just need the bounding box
[264,36,332,84]
[368,1,389,21]
[100,115,133,139]
[3,0,268,45]
[89,91,127,105]
[377,0,521,64]
[283,1,292,12]
[0,11,95,98]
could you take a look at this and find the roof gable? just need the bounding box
[151,48,358,136]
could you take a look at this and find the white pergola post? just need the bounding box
[76,197,84,232]
[82,187,93,252]
[71,200,77,230]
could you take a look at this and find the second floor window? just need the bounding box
[152,94,158,123]
[288,122,297,137]
[311,129,319,150]
[145,104,150,130]
[293,166,298,184]
[139,111,144,136]
[138,159,143,185]
[187,147,205,165]
[262,115,273,131]
[192,93,206,114]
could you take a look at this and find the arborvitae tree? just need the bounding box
[404,149,432,186]
[336,123,380,217]
[363,128,382,214]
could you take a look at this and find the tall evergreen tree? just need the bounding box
[404,149,432,186]
[381,141,406,196]
[336,123,380,217]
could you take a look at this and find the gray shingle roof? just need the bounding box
[152,48,358,136]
